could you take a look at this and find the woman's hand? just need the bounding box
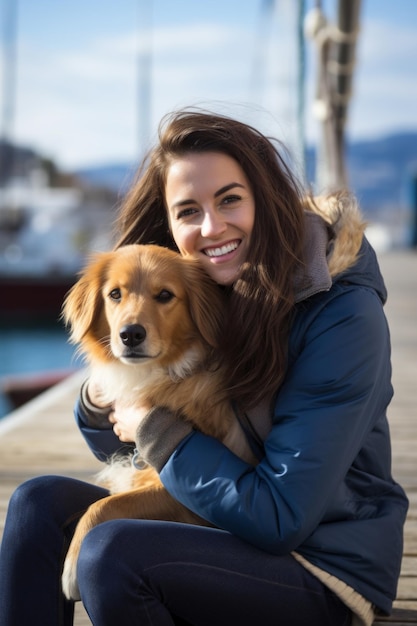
[110,402,152,443]
[110,401,194,471]
[86,379,113,409]
[79,379,114,429]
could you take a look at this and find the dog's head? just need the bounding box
[62,244,225,369]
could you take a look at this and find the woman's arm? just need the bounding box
[74,380,135,462]
[157,284,393,552]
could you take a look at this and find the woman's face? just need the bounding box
[165,152,255,285]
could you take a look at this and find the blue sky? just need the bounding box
[1,0,416,169]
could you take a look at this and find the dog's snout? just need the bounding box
[120,324,146,348]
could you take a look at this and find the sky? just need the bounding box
[1,0,416,171]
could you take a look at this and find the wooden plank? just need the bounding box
[374,607,417,624]
[392,603,417,612]
[400,556,417,577]
[404,520,417,553]
[74,603,92,626]
[397,577,417,600]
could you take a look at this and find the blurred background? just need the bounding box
[0,0,416,417]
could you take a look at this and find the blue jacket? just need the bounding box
[75,217,408,615]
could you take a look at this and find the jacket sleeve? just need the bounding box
[74,396,135,462]
[159,284,393,554]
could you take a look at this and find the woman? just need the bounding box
[0,110,408,626]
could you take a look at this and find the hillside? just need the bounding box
[75,132,417,219]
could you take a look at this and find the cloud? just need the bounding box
[350,19,417,137]
[12,21,263,166]
[7,6,417,168]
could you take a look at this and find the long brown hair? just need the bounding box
[115,109,306,409]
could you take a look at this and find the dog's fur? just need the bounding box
[61,244,256,600]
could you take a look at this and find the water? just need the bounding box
[0,322,82,418]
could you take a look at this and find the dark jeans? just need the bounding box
[0,475,352,626]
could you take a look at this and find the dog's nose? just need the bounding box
[119,324,146,347]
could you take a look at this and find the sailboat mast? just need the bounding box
[1,0,18,184]
[306,0,361,191]
[136,0,153,159]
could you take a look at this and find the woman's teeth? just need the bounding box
[204,242,239,257]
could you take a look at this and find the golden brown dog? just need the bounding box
[61,244,255,600]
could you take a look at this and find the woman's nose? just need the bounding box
[200,210,226,238]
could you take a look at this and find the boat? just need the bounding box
[0,274,76,321]
[0,157,115,320]
[1,368,76,409]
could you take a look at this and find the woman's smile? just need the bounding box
[202,239,240,259]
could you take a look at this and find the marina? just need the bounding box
[0,2,416,622]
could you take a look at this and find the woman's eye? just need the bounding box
[109,288,121,301]
[177,207,197,219]
[222,194,241,205]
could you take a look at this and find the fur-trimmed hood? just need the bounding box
[294,191,387,305]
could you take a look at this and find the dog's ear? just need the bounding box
[62,252,110,344]
[180,258,225,349]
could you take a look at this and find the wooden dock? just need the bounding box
[0,250,416,625]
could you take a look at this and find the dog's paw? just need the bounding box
[62,554,81,601]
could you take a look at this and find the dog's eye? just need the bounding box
[109,288,122,301]
[155,289,174,303]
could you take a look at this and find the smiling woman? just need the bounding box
[0,109,408,626]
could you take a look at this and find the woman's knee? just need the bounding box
[77,521,177,623]
[78,521,126,574]
[8,476,68,521]
[6,475,107,537]
[2,476,76,557]
[77,520,133,598]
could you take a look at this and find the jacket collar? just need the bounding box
[294,192,369,304]
[293,192,387,305]
[294,212,333,303]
